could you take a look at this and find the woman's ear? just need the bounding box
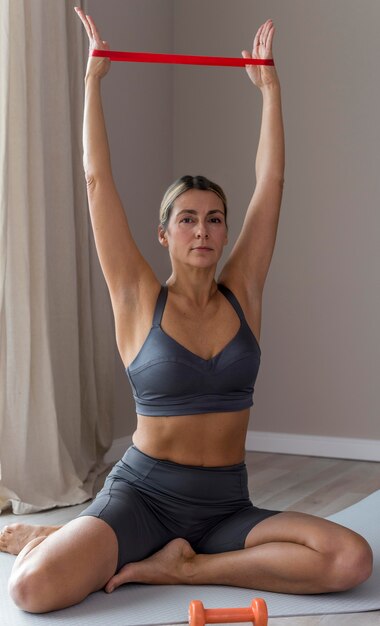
[158,225,168,247]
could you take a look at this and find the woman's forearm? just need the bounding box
[255,81,285,184]
[83,75,112,182]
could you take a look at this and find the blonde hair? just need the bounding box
[159,175,228,230]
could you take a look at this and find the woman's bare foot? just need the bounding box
[0,524,61,555]
[105,538,197,593]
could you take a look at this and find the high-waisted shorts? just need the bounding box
[79,445,280,571]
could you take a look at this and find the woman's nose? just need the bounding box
[196,223,209,238]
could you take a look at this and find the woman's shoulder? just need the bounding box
[218,270,263,307]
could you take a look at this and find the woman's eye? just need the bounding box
[180,217,194,223]
[209,217,222,223]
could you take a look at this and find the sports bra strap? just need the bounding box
[152,286,168,327]
[217,284,246,321]
[153,284,245,327]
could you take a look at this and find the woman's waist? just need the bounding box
[133,410,249,467]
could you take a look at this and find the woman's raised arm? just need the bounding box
[75,8,157,304]
[220,19,285,297]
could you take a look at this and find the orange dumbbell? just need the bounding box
[188,598,268,626]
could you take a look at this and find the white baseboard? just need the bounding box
[105,432,380,464]
[246,431,380,462]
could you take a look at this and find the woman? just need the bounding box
[2,8,372,614]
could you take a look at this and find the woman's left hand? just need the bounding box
[242,19,279,89]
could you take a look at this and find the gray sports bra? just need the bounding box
[126,284,261,416]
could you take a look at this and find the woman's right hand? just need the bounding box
[74,7,111,80]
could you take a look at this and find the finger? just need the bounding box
[86,14,104,48]
[253,23,264,50]
[261,19,272,46]
[74,7,93,41]
[266,25,275,54]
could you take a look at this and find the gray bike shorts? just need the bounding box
[79,445,279,571]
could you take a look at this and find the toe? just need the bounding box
[105,563,135,593]
[104,574,120,593]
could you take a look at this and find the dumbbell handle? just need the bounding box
[205,608,256,622]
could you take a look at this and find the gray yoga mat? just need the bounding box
[1,490,379,625]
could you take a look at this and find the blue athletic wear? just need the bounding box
[126,284,261,416]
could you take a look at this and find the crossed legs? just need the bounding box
[104,511,372,595]
[3,510,373,614]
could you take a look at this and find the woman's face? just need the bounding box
[159,189,228,268]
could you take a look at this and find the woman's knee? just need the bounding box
[8,563,51,614]
[9,557,94,614]
[8,517,119,613]
[7,536,51,613]
[325,531,373,592]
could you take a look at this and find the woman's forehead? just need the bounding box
[173,188,224,212]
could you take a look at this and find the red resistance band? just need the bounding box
[92,49,274,67]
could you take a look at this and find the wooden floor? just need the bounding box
[244,451,380,626]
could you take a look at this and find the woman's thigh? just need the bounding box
[244,510,366,552]
[244,511,372,591]
[9,516,118,613]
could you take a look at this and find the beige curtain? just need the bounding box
[0,0,115,514]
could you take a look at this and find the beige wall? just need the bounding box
[86,1,380,441]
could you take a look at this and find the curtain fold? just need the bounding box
[0,0,115,514]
